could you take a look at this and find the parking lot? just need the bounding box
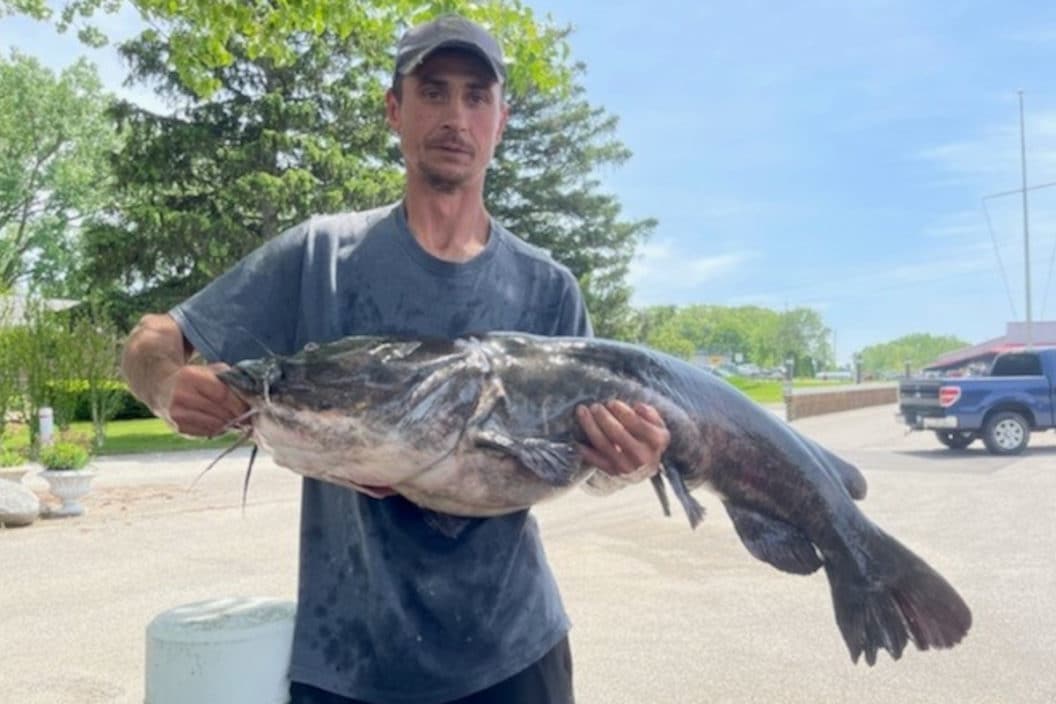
[2,402,1054,703]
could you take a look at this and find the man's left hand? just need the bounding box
[575,400,670,484]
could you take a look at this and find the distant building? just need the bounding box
[925,321,1056,374]
[0,295,79,325]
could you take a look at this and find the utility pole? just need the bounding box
[1019,90,1033,349]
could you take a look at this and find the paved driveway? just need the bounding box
[1,403,1053,703]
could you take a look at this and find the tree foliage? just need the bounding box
[4,0,571,97]
[82,27,404,319]
[858,333,969,374]
[637,304,833,373]
[81,11,653,335]
[0,51,117,296]
[487,64,656,339]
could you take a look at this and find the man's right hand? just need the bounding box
[157,363,249,438]
[122,313,249,439]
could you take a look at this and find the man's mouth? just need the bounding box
[429,142,472,156]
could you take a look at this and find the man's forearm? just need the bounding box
[121,313,191,414]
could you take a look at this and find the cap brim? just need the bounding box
[398,40,506,83]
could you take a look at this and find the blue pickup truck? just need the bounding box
[897,347,1056,454]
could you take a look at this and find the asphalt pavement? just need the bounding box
[1,403,1054,704]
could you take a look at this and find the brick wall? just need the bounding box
[784,382,898,421]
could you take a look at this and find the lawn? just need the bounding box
[2,418,237,456]
[727,377,843,404]
[76,418,240,455]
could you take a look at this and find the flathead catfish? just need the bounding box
[218,332,971,665]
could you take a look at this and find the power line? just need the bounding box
[981,197,1019,319]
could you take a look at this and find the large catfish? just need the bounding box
[218,332,971,665]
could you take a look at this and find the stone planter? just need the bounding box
[39,468,96,517]
[0,464,33,484]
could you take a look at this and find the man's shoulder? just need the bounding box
[295,202,400,243]
[494,221,575,281]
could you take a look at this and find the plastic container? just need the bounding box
[145,596,297,704]
[39,406,53,445]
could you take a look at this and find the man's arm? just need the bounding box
[121,313,247,438]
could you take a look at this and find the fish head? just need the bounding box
[220,336,483,411]
[216,336,489,483]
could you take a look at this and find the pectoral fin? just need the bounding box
[472,428,581,487]
[723,503,822,574]
[662,463,705,529]
[650,471,672,517]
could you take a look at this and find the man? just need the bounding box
[121,14,669,704]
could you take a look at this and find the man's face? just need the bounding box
[386,50,509,193]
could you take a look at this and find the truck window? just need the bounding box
[990,353,1042,377]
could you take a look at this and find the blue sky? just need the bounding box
[5,1,1056,362]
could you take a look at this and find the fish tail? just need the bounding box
[824,528,971,665]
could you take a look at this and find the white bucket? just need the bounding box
[145,596,297,704]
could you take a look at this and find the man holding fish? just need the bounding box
[122,14,669,704]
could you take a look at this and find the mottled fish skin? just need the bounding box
[218,332,971,666]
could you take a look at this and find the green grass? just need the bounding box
[728,377,848,404]
[3,418,238,457]
[729,378,785,404]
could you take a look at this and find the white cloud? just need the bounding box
[628,240,756,295]
[689,253,750,277]
[917,108,1056,187]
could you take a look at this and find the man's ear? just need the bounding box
[495,100,510,144]
[385,89,400,132]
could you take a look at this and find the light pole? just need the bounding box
[1019,91,1033,349]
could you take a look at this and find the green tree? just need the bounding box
[639,303,832,369]
[0,51,117,296]
[82,14,653,336]
[858,333,969,375]
[82,28,403,315]
[5,298,76,445]
[4,0,570,97]
[487,66,656,339]
[69,301,125,449]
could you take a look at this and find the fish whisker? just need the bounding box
[241,444,258,517]
[189,428,255,491]
[224,407,259,432]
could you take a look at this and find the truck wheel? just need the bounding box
[982,411,1031,455]
[935,430,976,450]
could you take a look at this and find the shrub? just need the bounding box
[0,448,26,467]
[45,380,154,422]
[38,440,91,470]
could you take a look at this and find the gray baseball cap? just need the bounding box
[393,15,507,85]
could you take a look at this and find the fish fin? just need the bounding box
[661,463,705,529]
[420,509,477,539]
[825,529,972,666]
[723,504,822,575]
[803,436,868,500]
[473,429,580,487]
[650,471,672,517]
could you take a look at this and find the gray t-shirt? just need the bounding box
[170,202,592,703]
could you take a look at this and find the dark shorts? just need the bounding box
[288,635,575,704]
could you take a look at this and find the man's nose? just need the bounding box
[439,96,470,130]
